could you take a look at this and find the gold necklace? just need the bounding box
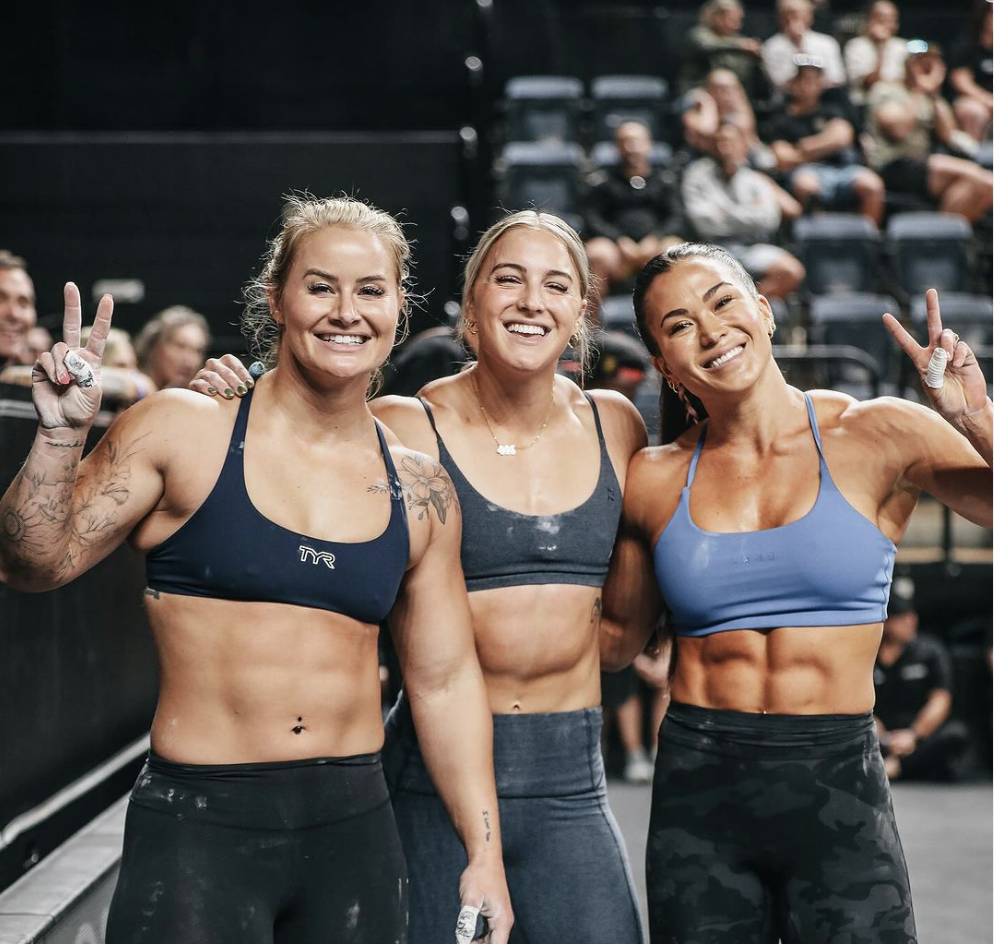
[473,373,556,457]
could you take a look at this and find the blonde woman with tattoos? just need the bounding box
[0,195,512,944]
[194,210,649,944]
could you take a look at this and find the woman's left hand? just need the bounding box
[883,289,989,426]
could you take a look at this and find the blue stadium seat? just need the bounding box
[909,293,993,349]
[590,139,672,169]
[886,212,972,296]
[793,214,881,295]
[498,142,585,226]
[590,75,668,143]
[809,293,900,397]
[598,295,639,338]
[505,76,584,144]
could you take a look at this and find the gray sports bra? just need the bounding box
[420,395,622,592]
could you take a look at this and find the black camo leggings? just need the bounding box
[647,703,916,944]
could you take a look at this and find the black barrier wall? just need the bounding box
[0,387,158,891]
[0,133,465,348]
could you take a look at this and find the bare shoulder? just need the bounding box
[586,387,648,438]
[91,388,236,463]
[807,388,935,439]
[371,394,437,454]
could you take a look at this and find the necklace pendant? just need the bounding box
[496,443,517,456]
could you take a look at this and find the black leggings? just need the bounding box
[647,703,916,944]
[106,752,407,944]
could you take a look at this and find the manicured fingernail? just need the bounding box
[59,371,70,384]
[245,378,254,389]
[207,386,217,395]
[223,388,235,399]
[236,384,247,396]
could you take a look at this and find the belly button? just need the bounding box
[511,703,521,712]
[292,716,306,735]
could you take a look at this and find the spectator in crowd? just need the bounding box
[133,304,210,390]
[682,69,771,166]
[874,577,972,781]
[683,120,806,299]
[584,121,684,295]
[762,0,846,91]
[0,250,37,370]
[23,326,54,364]
[865,42,994,223]
[947,0,993,145]
[843,0,908,107]
[765,56,885,223]
[679,0,766,99]
[378,325,467,398]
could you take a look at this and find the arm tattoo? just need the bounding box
[1,432,150,582]
[483,810,491,843]
[590,596,603,631]
[368,455,455,525]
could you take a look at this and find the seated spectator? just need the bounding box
[865,42,994,222]
[947,0,993,145]
[0,250,37,370]
[874,578,971,782]
[3,323,157,405]
[682,69,774,168]
[762,0,846,91]
[584,121,684,295]
[843,0,908,106]
[679,0,766,99]
[23,326,54,364]
[133,304,211,390]
[378,325,468,398]
[682,121,805,299]
[765,56,885,223]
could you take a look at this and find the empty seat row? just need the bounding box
[504,74,669,145]
[793,212,977,298]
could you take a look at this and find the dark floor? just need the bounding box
[608,777,993,944]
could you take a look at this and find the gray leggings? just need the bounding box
[383,693,645,944]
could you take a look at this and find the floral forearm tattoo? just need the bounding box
[368,455,455,525]
[1,432,149,582]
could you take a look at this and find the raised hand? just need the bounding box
[883,289,989,425]
[32,283,112,429]
[189,353,255,398]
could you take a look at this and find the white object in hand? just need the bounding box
[924,348,948,389]
[64,350,95,389]
[455,903,481,944]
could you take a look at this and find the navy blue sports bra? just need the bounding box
[421,394,622,592]
[653,394,896,637]
[146,389,410,624]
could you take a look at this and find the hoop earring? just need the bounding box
[569,325,583,347]
[666,378,679,393]
[463,318,478,336]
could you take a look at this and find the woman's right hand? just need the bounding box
[189,354,255,398]
[32,283,112,430]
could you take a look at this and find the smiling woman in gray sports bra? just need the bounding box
[375,212,648,944]
[194,210,650,944]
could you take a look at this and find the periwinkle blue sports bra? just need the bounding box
[653,394,896,637]
[145,389,410,624]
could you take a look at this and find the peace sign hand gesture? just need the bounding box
[883,289,989,426]
[32,282,113,430]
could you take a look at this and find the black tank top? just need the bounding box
[145,389,410,623]
[420,394,622,592]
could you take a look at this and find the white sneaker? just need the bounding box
[623,750,654,784]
